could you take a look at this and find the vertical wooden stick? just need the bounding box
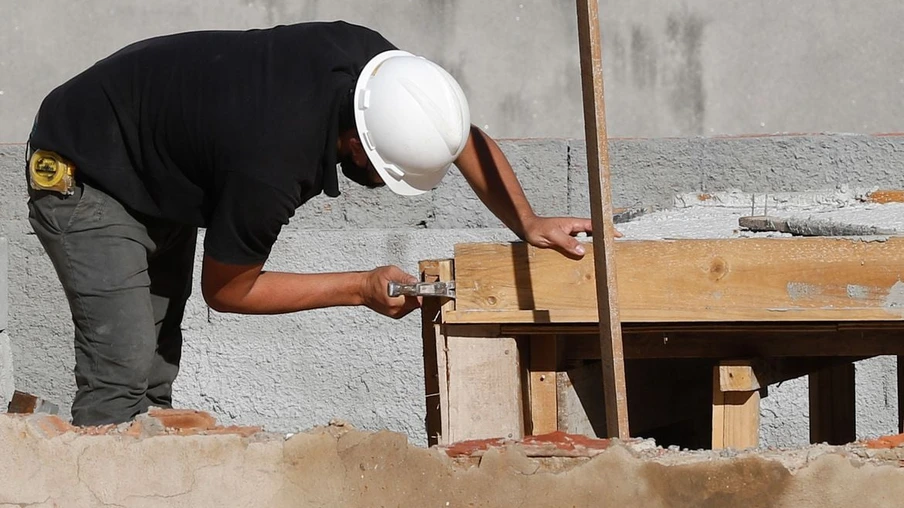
[528,335,559,435]
[575,0,630,439]
[420,259,455,446]
[713,362,761,449]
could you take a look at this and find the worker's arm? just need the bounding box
[200,256,421,318]
[455,125,615,259]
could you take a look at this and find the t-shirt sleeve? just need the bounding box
[203,172,297,265]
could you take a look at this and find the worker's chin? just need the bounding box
[340,162,384,189]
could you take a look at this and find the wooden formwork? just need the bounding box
[420,238,904,449]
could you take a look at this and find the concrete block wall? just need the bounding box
[0,236,11,410]
[1,135,903,448]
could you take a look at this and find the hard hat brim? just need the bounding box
[372,161,453,196]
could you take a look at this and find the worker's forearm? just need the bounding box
[455,126,537,238]
[212,270,365,315]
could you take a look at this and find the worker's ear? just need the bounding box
[348,136,371,168]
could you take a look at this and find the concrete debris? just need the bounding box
[739,215,899,237]
[613,205,655,224]
[3,412,904,507]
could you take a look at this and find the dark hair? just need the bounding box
[337,87,356,133]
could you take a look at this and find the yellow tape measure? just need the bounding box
[29,150,76,195]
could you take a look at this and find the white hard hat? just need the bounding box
[354,50,471,196]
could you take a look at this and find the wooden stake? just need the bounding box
[712,363,761,450]
[529,336,559,434]
[575,0,630,439]
[420,259,455,446]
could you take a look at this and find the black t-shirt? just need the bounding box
[29,21,397,265]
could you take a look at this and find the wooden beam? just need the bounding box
[559,329,904,360]
[450,238,904,324]
[712,362,760,450]
[575,0,630,440]
[497,321,904,336]
[419,260,454,446]
[528,336,559,434]
[809,361,856,445]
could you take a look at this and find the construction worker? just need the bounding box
[25,21,599,427]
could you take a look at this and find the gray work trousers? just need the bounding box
[27,179,197,426]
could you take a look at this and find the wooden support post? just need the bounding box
[420,259,455,446]
[809,361,856,445]
[528,336,559,435]
[575,0,630,439]
[712,361,760,449]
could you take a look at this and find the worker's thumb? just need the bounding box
[570,239,586,257]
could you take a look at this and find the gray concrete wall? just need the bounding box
[2,0,903,143]
[2,135,903,448]
[0,237,11,410]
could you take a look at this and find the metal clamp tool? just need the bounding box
[387,281,456,299]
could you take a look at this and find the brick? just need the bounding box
[148,408,217,431]
[25,414,74,438]
[864,434,904,449]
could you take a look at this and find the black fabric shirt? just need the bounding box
[29,21,396,264]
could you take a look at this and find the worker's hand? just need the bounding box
[361,265,422,319]
[522,216,623,259]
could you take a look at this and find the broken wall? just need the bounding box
[1,135,903,448]
[4,413,904,508]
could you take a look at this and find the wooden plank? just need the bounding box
[451,238,904,324]
[712,364,760,450]
[809,361,856,445]
[711,378,726,449]
[445,308,904,324]
[560,329,904,360]
[575,0,630,440]
[529,336,559,434]
[419,260,454,446]
[435,323,451,445]
[498,321,904,336]
[719,362,761,392]
[446,336,525,443]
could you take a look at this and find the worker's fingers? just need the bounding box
[547,226,587,259]
[565,218,623,238]
[566,218,593,235]
[383,265,418,285]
